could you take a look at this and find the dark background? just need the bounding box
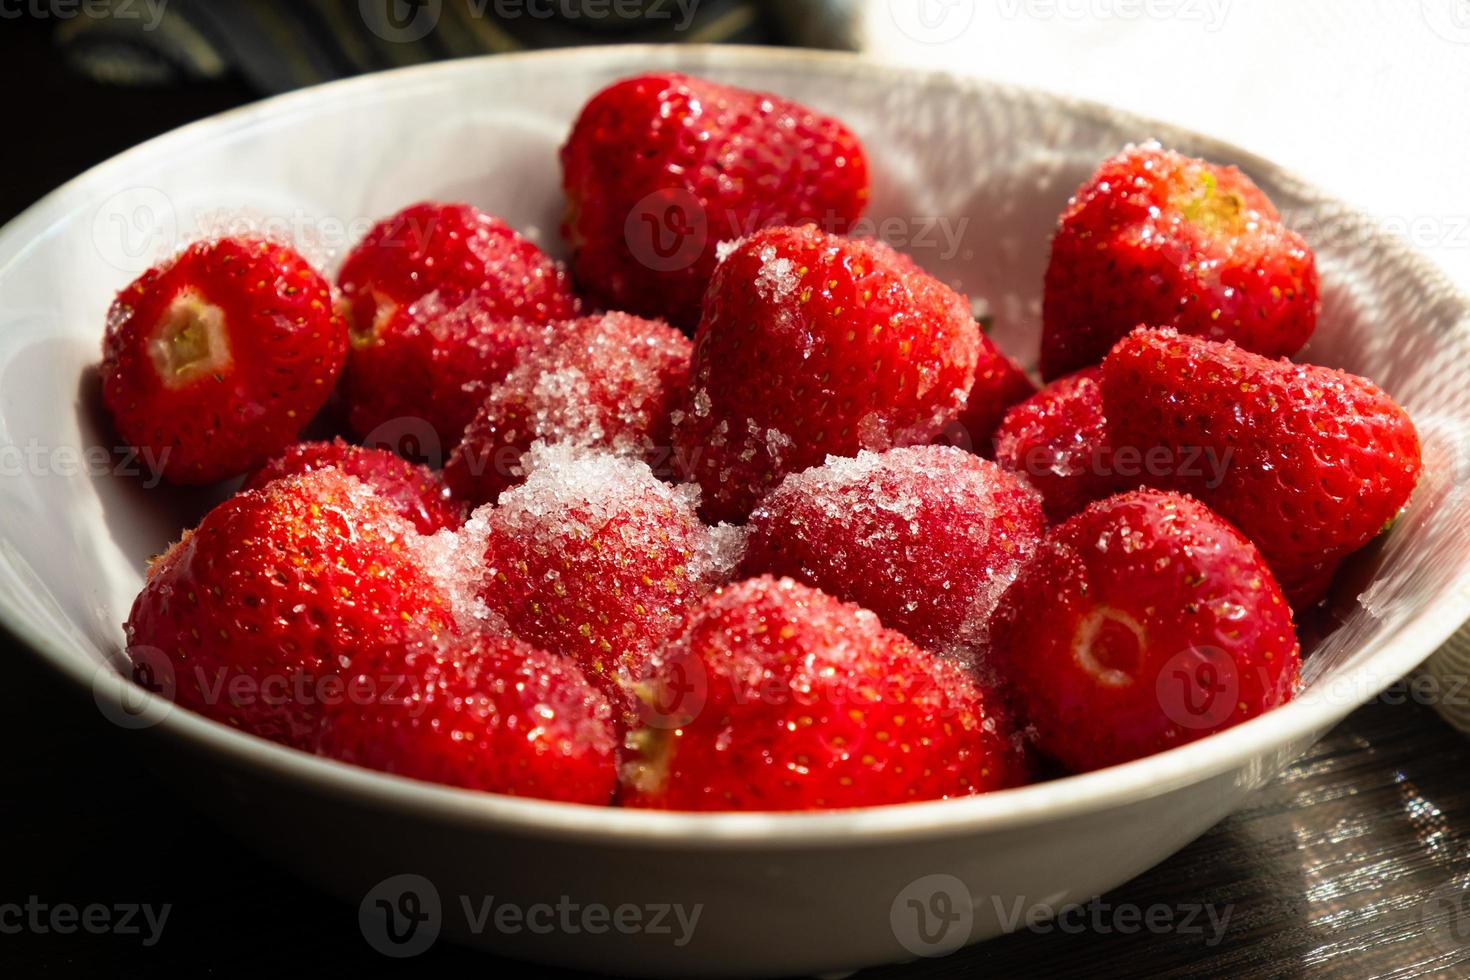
[5,12,1470,978]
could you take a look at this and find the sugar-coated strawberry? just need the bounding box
[101,236,347,485]
[674,226,980,522]
[561,73,870,331]
[946,337,1037,455]
[622,577,1027,811]
[242,438,463,534]
[1102,328,1422,605]
[475,445,742,706]
[444,312,692,507]
[338,203,580,451]
[990,490,1300,773]
[740,447,1044,657]
[124,469,456,749]
[994,367,1117,521]
[1042,142,1319,379]
[342,294,561,457]
[317,633,618,804]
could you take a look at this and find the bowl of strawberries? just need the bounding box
[2,45,1468,975]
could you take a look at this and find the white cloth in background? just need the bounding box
[855,0,1470,292]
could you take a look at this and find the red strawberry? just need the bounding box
[1042,142,1319,379]
[994,367,1117,521]
[475,446,741,707]
[318,633,618,804]
[101,236,347,484]
[342,294,560,459]
[124,469,456,749]
[444,312,692,507]
[1101,328,1422,605]
[243,438,463,534]
[740,447,1044,656]
[622,577,1027,811]
[990,490,1301,773]
[561,73,870,331]
[674,226,981,522]
[944,337,1037,455]
[337,203,580,451]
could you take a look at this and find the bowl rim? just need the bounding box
[5,43,1470,850]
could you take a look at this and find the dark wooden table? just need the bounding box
[5,19,1470,979]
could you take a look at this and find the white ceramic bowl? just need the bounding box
[4,46,1470,978]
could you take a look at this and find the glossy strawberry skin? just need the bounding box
[124,470,456,749]
[243,438,463,534]
[990,490,1301,773]
[342,295,561,457]
[444,312,692,507]
[740,447,1045,656]
[1101,328,1422,605]
[318,633,619,804]
[674,226,981,522]
[561,73,870,331]
[101,236,347,485]
[994,367,1118,522]
[337,203,580,451]
[622,577,1027,812]
[476,448,736,709]
[947,338,1037,455]
[1042,143,1319,380]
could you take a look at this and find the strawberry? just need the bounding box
[444,312,692,507]
[674,226,981,522]
[1101,328,1422,605]
[990,490,1301,773]
[994,367,1117,521]
[944,337,1037,455]
[100,236,347,485]
[740,447,1044,656]
[475,445,741,708]
[337,202,580,452]
[242,438,463,534]
[124,469,456,749]
[317,633,618,804]
[342,294,561,459]
[561,73,870,331]
[1042,142,1319,379]
[621,577,1027,811]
